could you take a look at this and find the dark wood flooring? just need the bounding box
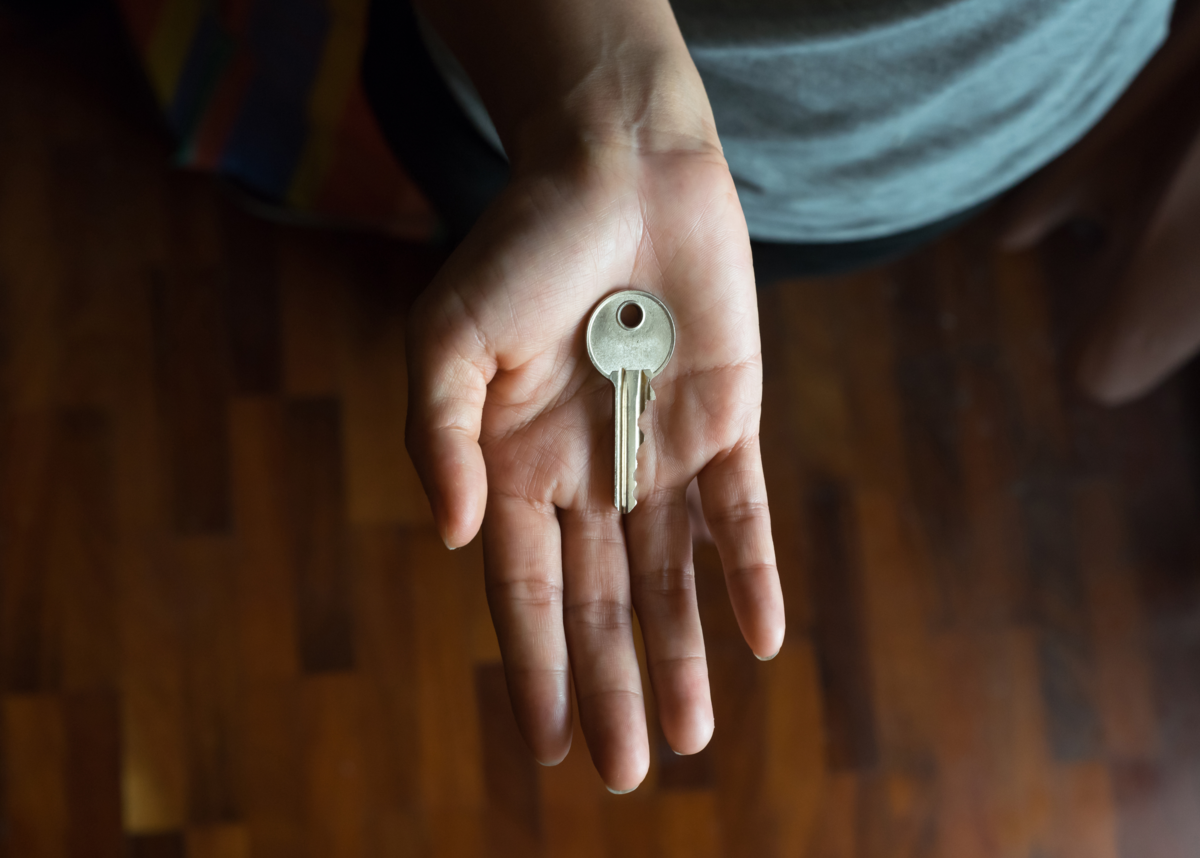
[2,4,1200,857]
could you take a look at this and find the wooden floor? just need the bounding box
[3,6,1200,858]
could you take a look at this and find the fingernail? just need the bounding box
[442,537,457,551]
[606,786,636,795]
[755,650,779,662]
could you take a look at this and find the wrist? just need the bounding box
[504,46,723,172]
[415,0,721,171]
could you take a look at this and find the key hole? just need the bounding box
[617,301,644,330]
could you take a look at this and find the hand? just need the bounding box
[1076,125,1200,404]
[993,9,1200,403]
[997,113,1200,404]
[404,141,785,792]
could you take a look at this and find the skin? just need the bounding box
[1076,126,1200,404]
[996,8,1200,406]
[999,113,1200,405]
[406,0,785,792]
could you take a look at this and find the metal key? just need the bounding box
[586,290,677,513]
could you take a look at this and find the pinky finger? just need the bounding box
[697,439,785,659]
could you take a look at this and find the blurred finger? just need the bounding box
[1078,126,1200,404]
[560,506,649,793]
[698,438,785,660]
[626,487,713,755]
[483,494,572,765]
[995,186,1087,251]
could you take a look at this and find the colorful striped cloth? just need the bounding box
[118,0,438,240]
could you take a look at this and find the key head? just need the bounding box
[586,290,676,377]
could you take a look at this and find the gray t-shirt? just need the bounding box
[422,0,1174,242]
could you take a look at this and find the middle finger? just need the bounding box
[560,505,649,793]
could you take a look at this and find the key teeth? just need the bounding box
[627,378,647,513]
[627,439,639,513]
[628,453,637,513]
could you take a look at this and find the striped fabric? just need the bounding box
[118,0,438,240]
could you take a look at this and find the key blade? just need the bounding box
[624,369,640,513]
[617,369,650,514]
[612,369,624,511]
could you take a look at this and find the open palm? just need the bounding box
[405,146,785,792]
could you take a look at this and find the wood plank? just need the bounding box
[0,70,61,414]
[762,641,825,858]
[835,271,913,498]
[943,241,1031,630]
[171,537,244,825]
[991,251,1070,462]
[852,490,940,858]
[855,489,937,769]
[151,177,233,535]
[278,233,343,397]
[62,690,123,858]
[1,408,118,695]
[1046,762,1120,858]
[807,772,858,858]
[221,205,281,396]
[803,478,878,771]
[1024,480,1104,763]
[303,673,369,858]
[352,524,426,851]
[240,681,307,858]
[105,234,185,833]
[118,541,189,833]
[775,280,856,480]
[229,398,300,681]
[857,771,938,858]
[186,825,251,858]
[284,398,355,673]
[540,703,604,858]
[54,408,120,693]
[404,527,485,853]
[657,792,720,858]
[601,793,658,858]
[339,255,433,526]
[708,648,770,858]
[932,629,1053,858]
[887,249,969,613]
[1074,481,1159,762]
[476,662,543,856]
[953,356,1029,630]
[0,412,61,693]
[3,695,67,858]
[126,833,186,858]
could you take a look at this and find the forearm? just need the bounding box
[412,0,719,166]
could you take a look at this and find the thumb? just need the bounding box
[405,311,492,549]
